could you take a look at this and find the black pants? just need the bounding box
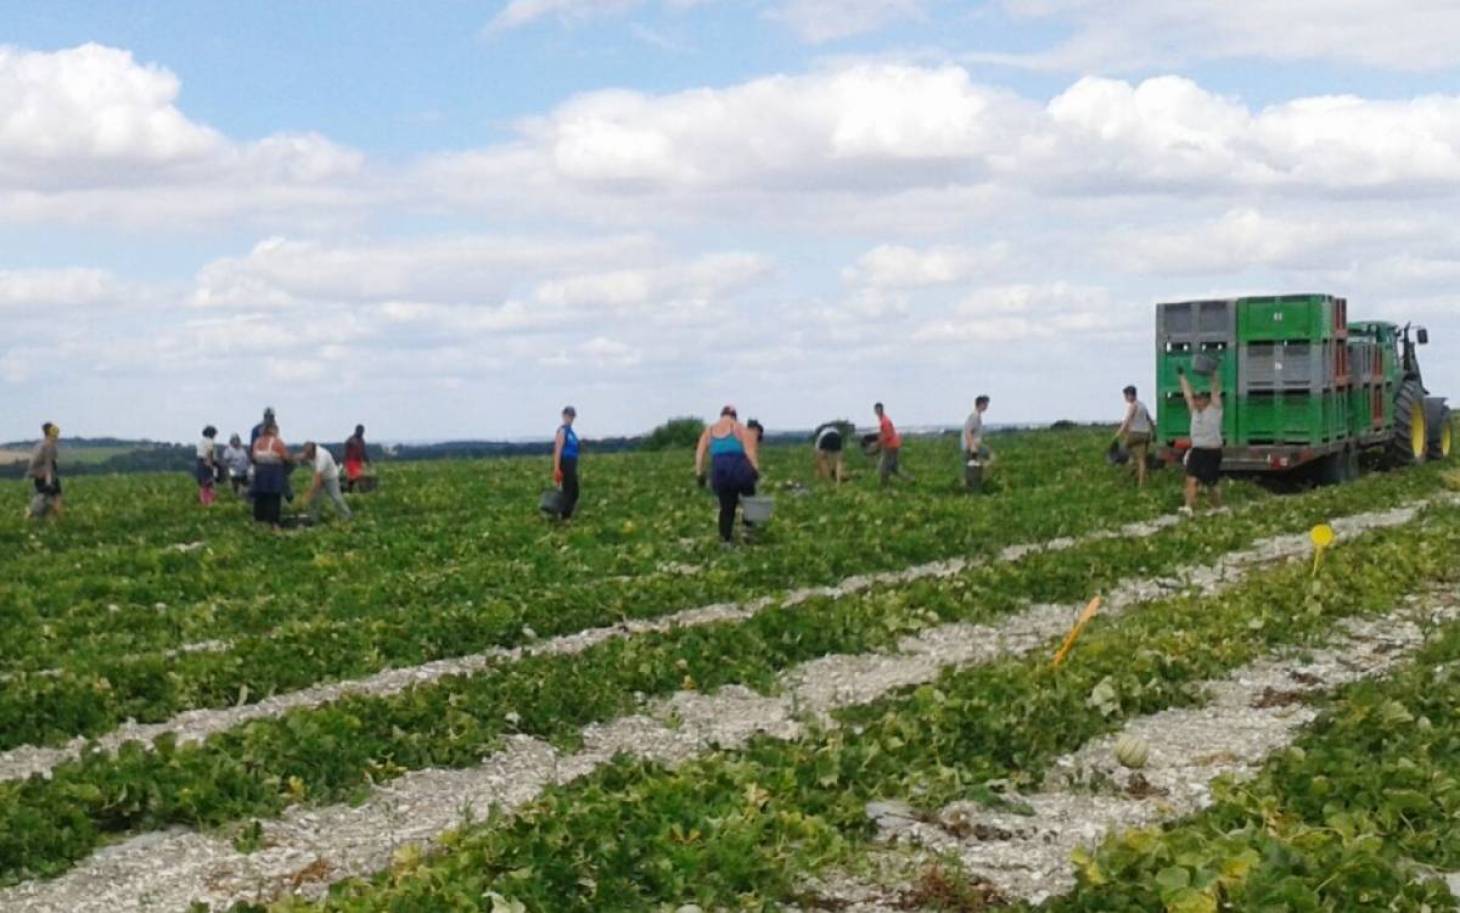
[253,493,282,525]
[712,454,757,542]
[560,458,580,519]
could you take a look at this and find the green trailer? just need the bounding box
[1156,295,1451,481]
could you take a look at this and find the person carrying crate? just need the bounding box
[1178,366,1223,514]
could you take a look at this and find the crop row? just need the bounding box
[1,457,1443,757]
[0,431,1216,673]
[0,438,1283,751]
[1040,598,1460,912]
[238,500,1460,913]
[0,477,1444,889]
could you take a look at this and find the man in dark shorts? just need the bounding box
[812,421,845,484]
[1178,366,1223,514]
[26,422,63,520]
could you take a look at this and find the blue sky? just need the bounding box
[4,0,1460,442]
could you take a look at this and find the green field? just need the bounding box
[2,428,1458,913]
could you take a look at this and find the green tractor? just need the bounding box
[1156,295,1451,482]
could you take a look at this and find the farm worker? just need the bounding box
[343,424,370,492]
[874,402,903,485]
[300,442,352,521]
[249,406,275,453]
[1113,386,1155,489]
[694,405,760,546]
[250,421,290,526]
[551,406,581,520]
[1178,366,1223,514]
[250,406,293,502]
[963,394,992,463]
[222,434,250,496]
[812,421,845,484]
[746,419,765,444]
[25,422,63,521]
[196,426,219,506]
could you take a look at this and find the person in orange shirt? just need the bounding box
[874,402,904,485]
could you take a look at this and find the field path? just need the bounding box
[807,587,1460,910]
[0,499,1435,913]
[0,509,1194,783]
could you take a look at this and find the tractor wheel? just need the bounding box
[1425,400,1453,461]
[1388,381,1428,468]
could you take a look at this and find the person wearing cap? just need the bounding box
[300,441,352,521]
[343,424,370,492]
[221,434,250,496]
[812,421,845,484]
[250,421,290,526]
[196,425,219,506]
[26,422,63,520]
[873,402,904,485]
[1178,366,1223,514]
[551,406,581,520]
[1113,385,1154,488]
[694,405,760,546]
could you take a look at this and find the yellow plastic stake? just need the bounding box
[1052,596,1103,668]
[1311,523,1335,576]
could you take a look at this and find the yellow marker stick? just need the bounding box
[1311,523,1335,576]
[1052,596,1103,668]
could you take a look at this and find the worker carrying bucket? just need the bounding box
[962,395,991,492]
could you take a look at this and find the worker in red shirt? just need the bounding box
[343,424,370,492]
[874,402,904,485]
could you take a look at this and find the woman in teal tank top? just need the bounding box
[694,405,760,545]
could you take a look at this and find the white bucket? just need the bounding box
[741,495,774,524]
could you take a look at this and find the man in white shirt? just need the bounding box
[1178,367,1223,515]
[1113,385,1155,488]
[962,395,991,489]
[300,442,352,521]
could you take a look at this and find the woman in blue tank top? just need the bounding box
[693,405,760,545]
[551,406,580,520]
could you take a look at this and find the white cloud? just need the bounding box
[1105,208,1430,276]
[913,282,1130,343]
[988,0,1460,72]
[843,242,1010,288]
[0,44,365,225]
[0,268,126,310]
[769,0,926,43]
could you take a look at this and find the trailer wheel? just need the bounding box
[1388,381,1428,468]
[1314,451,1345,486]
[1425,400,1452,460]
[1343,446,1361,482]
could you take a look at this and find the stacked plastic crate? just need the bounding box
[1346,321,1393,438]
[1155,298,1239,447]
[1234,294,1349,445]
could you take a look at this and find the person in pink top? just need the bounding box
[874,402,904,485]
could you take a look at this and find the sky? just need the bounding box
[3,0,1460,443]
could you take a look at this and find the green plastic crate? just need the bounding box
[1156,346,1237,395]
[1157,391,1239,446]
[1236,391,1348,445]
[1237,294,1337,343]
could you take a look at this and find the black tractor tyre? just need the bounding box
[1425,399,1453,461]
[1388,381,1429,468]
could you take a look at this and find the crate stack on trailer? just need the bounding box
[1155,298,1239,448]
[1232,294,1350,446]
[1347,321,1394,440]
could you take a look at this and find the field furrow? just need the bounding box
[806,589,1460,909]
[2,494,1449,911]
[206,497,1458,913]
